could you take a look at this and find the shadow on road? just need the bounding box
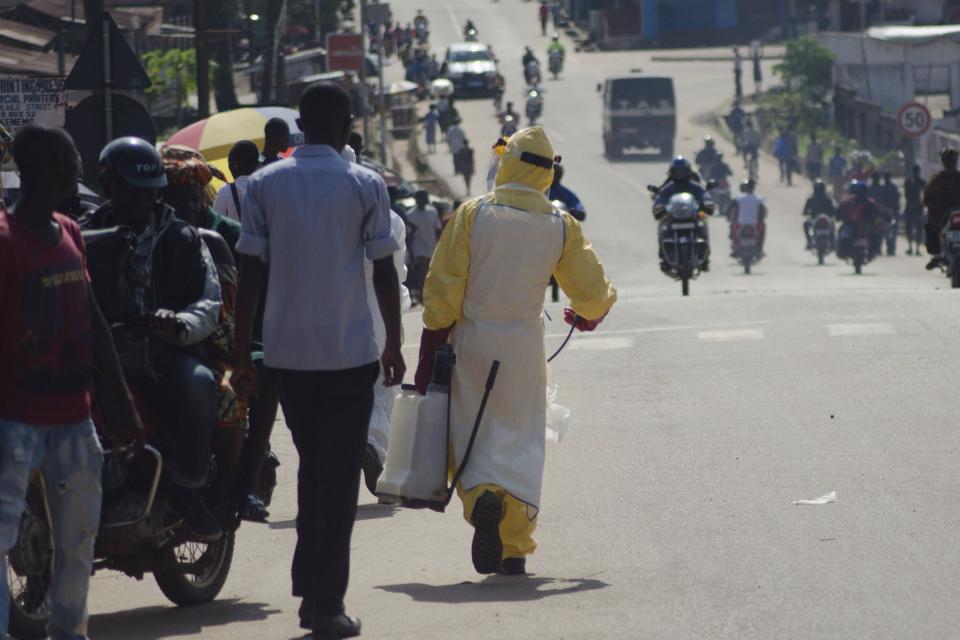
[269,503,399,531]
[89,599,279,638]
[376,575,609,603]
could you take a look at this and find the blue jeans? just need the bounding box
[0,419,103,640]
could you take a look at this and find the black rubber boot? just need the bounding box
[498,557,527,575]
[471,491,503,574]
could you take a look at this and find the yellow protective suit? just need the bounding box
[423,127,616,562]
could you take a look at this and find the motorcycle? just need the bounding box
[837,223,873,274]
[548,50,563,79]
[649,185,711,296]
[711,178,731,218]
[524,60,541,86]
[464,26,479,41]
[547,200,587,301]
[809,213,835,265]
[415,21,429,45]
[525,88,543,126]
[733,224,761,274]
[6,231,276,640]
[939,208,960,288]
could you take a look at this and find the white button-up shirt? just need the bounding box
[237,144,400,371]
[212,175,250,222]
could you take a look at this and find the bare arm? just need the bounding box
[373,256,405,386]
[89,286,143,442]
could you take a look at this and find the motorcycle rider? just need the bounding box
[548,164,585,220]
[728,179,766,256]
[547,34,565,71]
[654,156,715,271]
[84,137,224,541]
[695,136,720,178]
[836,180,884,261]
[498,100,520,124]
[923,147,960,269]
[501,114,519,137]
[463,18,477,38]
[522,47,541,85]
[802,179,835,249]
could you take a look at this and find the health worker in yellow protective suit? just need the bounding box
[413,127,617,575]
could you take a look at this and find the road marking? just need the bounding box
[697,328,765,341]
[566,336,634,352]
[542,321,771,340]
[826,323,896,337]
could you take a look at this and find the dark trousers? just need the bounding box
[152,347,217,487]
[734,69,742,98]
[271,362,380,616]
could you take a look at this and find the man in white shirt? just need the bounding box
[446,118,466,175]
[212,140,259,222]
[729,178,767,254]
[233,83,404,640]
[405,190,441,303]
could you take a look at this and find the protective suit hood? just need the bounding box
[494,126,556,195]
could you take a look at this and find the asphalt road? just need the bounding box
[82,2,960,639]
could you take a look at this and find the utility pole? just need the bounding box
[314,0,321,43]
[359,0,371,145]
[194,0,210,118]
[377,24,386,165]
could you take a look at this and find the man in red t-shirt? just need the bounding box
[0,124,140,640]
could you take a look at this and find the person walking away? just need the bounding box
[539,1,549,35]
[751,40,763,95]
[733,47,743,99]
[773,132,793,185]
[903,164,926,255]
[803,179,835,249]
[214,140,260,222]
[0,124,142,640]
[828,147,848,202]
[421,104,439,153]
[728,102,745,153]
[728,179,767,255]
[447,118,466,175]
[261,118,291,167]
[233,83,405,640]
[881,172,901,256]
[460,140,475,193]
[414,127,616,576]
[923,148,960,269]
[406,190,442,303]
[741,119,761,178]
[806,132,824,180]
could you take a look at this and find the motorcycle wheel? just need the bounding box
[743,256,752,274]
[818,248,826,265]
[154,532,235,607]
[679,244,692,296]
[854,256,863,275]
[6,484,53,640]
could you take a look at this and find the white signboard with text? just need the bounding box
[0,76,66,133]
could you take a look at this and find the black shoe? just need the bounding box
[362,444,383,496]
[701,259,711,272]
[313,613,361,640]
[238,494,269,523]
[471,491,503,574]
[169,487,222,542]
[926,257,943,271]
[498,557,527,575]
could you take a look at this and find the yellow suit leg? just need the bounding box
[457,482,538,560]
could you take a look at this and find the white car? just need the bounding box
[442,42,498,96]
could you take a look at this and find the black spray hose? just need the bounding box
[443,360,501,507]
[547,316,578,363]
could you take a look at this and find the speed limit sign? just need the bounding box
[897,102,932,138]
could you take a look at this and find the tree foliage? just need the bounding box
[143,49,216,120]
[773,36,835,102]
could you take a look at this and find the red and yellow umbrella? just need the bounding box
[163,106,303,179]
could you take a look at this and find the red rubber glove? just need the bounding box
[414,325,454,395]
[564,307,605,332]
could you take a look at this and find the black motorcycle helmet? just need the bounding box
[739,179,755,193]
[98,137,167,191]
[813,178,826,195]
[669,156,692,181]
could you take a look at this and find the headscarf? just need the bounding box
[161,144,226,206]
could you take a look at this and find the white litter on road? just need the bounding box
[793,491,837,505]
[827,323,896,336]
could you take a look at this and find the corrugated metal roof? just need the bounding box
[0,42,72,74]
[0,17,53,48]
